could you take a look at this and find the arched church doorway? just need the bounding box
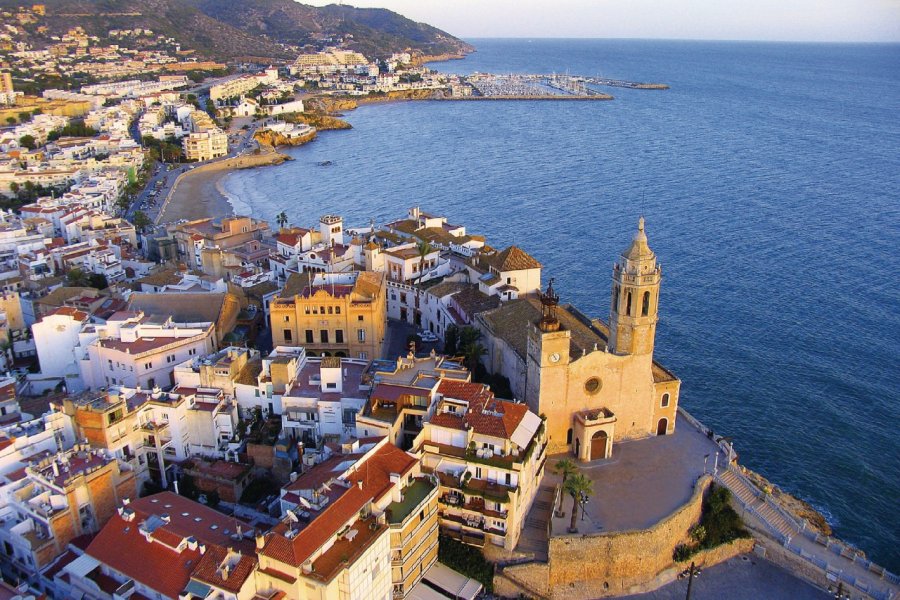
[590,431,608,461]
[657,418,668,436]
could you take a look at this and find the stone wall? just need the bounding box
[546,476,711,598]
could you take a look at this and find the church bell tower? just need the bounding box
[609,217,661,356]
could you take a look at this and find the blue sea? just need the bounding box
[222,39,900,569]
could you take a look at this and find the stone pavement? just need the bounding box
[549,424,722,535]
[617,554,831,600]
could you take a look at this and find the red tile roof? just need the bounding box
[260,442,414,568]
[437,379,528,440]
[85,492,255,599]
[191,545,257,594]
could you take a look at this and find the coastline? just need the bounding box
[157,146,290,224]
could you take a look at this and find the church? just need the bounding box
[477,218,680,460]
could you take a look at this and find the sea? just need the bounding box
[220,39,900,570]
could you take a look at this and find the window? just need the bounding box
[566,428,573,444]
[144,362,153,370]
[320,330,329,343]
[626,290,633,316]
[326,382,337,389]
[475,467,482,479]
[320,306,325,314]
[284,315,290,322]
[358,315,364,321]
[335,330,344,344]
[584,377,602,394]
[188,348,197,356]
[304,306,310,314]
[357,328,366,342]
[359,352,367,360]
[642,291,651,317]
[327,306,333,314]
[505,473,512,486]
[612,285,620,312]
[661,393,670,408]
[335,306,341,314]
[283,329,292,342]
[305,330,314,343]
[400,293,407,303]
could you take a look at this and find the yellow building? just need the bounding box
[257,439,437,600]
[480,218,680,461]
[270,271,387,360]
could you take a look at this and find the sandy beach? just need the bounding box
[157,146,289,224]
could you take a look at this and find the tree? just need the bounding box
[462,339,486,375]
[443,324,459,355]
[17,112,30,123]
[564,473,594,533]
[132,210,152,233]
[18,135,35,150]
[8,182,18,195]
[276,211,288,229]
[5,117,15,126]
[415,239,433,286]
[88,273,108,290]
[553,459,577,487]
[66,268,89,287]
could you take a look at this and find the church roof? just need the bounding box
[622,217,655,261]
[481,245,542,273]
[479,297,607,361]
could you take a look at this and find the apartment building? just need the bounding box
[209,68,278,101]
[415,378,546,551]
[173,216,270,270]
[68,492,258,600]
[270,270,387,360]
[0,445,136,584]
[257,437,438,600]
[356,353,470,451]
[182,129,227,162]
[77,311,217,391]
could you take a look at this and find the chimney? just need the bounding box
[255,534,265,550]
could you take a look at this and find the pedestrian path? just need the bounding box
[717,466,899,600]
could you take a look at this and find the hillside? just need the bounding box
[0,0,473,62]
[190,0,474,59]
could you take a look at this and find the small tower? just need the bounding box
[609,217,661,356]
[525,279,571,416]
[320,215,344,246]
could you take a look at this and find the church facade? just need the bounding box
[479,219,680,461]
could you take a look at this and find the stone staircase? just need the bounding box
[718,469,795,539]
[514,484,555,562]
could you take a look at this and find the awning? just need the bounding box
[64,553,101,578]
[422,562,483,600]
[184,579,213,598]
[510,410,542,450]
[406,582,452,600]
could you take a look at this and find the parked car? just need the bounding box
[417,331,439,343]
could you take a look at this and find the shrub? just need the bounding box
[438,535,494,592]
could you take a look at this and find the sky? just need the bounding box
[300,0,900,43]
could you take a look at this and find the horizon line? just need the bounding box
[451,35,900,45]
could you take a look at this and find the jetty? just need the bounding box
[453,72,667,100]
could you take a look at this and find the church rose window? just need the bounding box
[585,377,602,394]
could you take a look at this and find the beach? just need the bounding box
[157,146,289,223]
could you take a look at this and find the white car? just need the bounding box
[418,331,439,343]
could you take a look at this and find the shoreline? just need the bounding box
[157,146,290,224]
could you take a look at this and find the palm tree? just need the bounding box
[553,458,577,487]
[415,239,433,286]
[276,211,288,230]
[564,473,594,533]
[553,459,578,516]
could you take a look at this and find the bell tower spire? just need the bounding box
[609,217,661,356]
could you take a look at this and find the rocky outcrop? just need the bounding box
[253,128,317,148]
[741,466,832,536]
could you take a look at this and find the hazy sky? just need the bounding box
[301,0,900,42]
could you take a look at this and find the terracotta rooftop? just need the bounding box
[259,442,414,568]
